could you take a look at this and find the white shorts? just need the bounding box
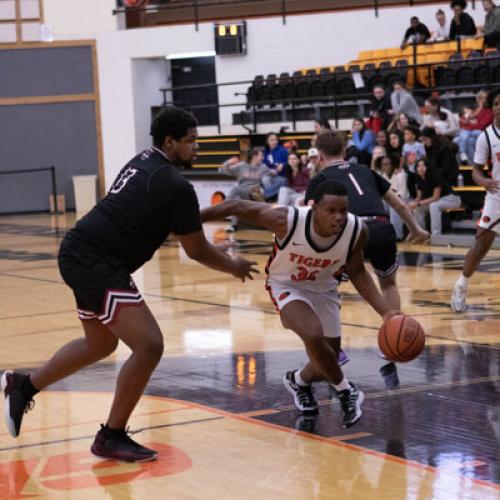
[266,280,341,338]
[478,195,500,235]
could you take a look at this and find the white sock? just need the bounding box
[333,377,350,392]
[457,274,469,289]
[294,370,308,387]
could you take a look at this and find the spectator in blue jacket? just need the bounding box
[346,118,376,165]
[262,132,288,200]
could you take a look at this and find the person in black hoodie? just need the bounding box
[449,0,477,39]
[420,127,459,187]
[369,85,393,131]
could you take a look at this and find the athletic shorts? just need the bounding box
[363,219,399,277]
[58,236,144,325]
[266,279,341,338]
[478,195,500,235]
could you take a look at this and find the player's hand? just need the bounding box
[483,179,500,194]
[408,200,418,210]
[232,257,260,282]
[382,310,403,323]
[407,228,430,244]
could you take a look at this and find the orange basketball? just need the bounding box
[378,315,425,363]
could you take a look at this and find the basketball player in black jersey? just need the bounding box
[1,107,258,462]
[305,130,429,388]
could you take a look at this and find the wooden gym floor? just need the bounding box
[0,213,499,499]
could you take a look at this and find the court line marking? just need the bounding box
[0,416,224,453]
[330,432,373,441]
[0,407,191,439]
[146,394,500,492]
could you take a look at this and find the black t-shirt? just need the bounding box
[304,161,390,216]
[67,147,202,272]
[415,169,452,199]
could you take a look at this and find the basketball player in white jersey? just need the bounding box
[201,181,397,428]
[451,89,500,312]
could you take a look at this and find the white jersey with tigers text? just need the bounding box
[265,207,360,293]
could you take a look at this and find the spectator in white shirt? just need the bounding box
[422,97,460,138]
[430,9,451,41]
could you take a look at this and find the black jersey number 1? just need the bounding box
[348,173,364,196]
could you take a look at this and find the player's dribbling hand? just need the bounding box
[382,310,403,323]
[407,228,430,244]
[484,179,500,194]
[232,257,260,282]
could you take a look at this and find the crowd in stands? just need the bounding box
[221,81,497,237]
[220,1,499,236]
[400,1,500,49]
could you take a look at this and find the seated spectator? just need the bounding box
[370,145,387,172]
[376,129,389,150]
[455,90,493,164]
[306,147,322,177]
[368,85,393,131]
[450,0,477,40]
[404,150,419,199]
[420,127,459,187]
[401,16,431,49]
[402,125,426,162]
[408,158,461,235]
[391,82,422,125]
[220,147,270,231]
[387,130,404,157]
[422,97,460,138]
[430,9,451,41]
[388,112,410,136]
[476,0,500,49]
[314,119,332,133]
[378,153,409,239]
[263,132,288,200]
[277,152,311,206]
[346,117,376,165]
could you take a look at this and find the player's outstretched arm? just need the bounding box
[200,200,289,239]
[383,189,430,243]
[345,224,399,321]
[177,230,259,282]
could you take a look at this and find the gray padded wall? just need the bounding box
[0,102,98,212]
[0,46,94,97]
[0,45,99,213]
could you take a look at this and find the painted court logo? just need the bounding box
[483,215,491,223]
[1,443,192,496]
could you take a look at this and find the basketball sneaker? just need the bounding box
[1,371,35,438]
[337,382,364,428]
[91,424,157,463]
[380,362,400,390]
[450,282,467,312]
[338,349,350,367]
[283,371,319,414]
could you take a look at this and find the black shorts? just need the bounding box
[363,219,399,277]
[58,235,144,325]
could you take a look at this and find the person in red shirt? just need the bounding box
[456,90,494,164]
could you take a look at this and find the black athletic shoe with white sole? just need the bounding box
[338,382,364,428]
[1,371,35,438]
[283,371,319,414]
[380,362,400,390]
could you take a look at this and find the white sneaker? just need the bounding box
[460,153,469,164]
[450,282,467,312]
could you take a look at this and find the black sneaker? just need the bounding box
[380,362,400,390]
[91,424,157,463]
[1,371,35,438]
[338,382,364,428]
[283,371,319,414]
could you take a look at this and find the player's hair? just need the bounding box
[487,88,500,110]
[313,180,348,204]
[150,107,198,147]
[315,130,346,157]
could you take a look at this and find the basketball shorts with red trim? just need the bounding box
[478,195,500,235]
[266,279,341,338]
[58,242,144,325]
